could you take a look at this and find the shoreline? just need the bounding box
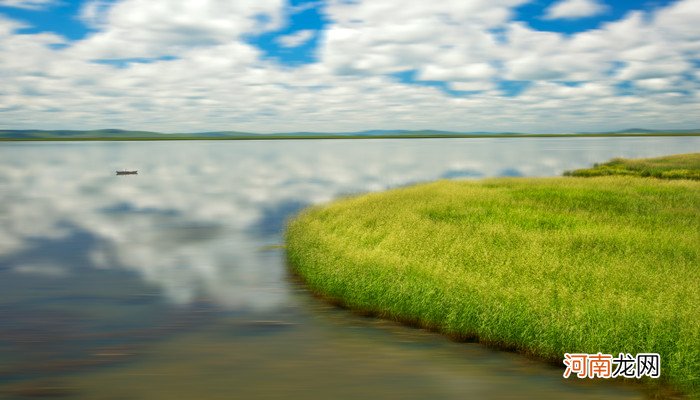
[285,269,686,399]
[2,132,700,142]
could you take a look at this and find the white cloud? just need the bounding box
[419,63,497,82]
[70,0,285,59]
[633,77,686,93]
[316,0,530,97]
[79,0,113,28]
[290,1,322,14]
[276,29,315,48]
[0,0,56,10]
[544,0,607,20]
[0,14,26,34]
[618,61,689,81]
[449,80,494,92]
[0,0,698,133]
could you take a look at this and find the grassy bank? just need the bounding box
[286,176,700,397]
[565,153,700,180]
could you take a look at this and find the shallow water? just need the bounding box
[1,137,698,399]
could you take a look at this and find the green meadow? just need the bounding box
[286,156,700,397]
[565,153,700,180]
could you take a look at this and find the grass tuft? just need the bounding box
[564,153,700,180]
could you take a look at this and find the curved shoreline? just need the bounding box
[286,176,700,398]
[285,269,685,399]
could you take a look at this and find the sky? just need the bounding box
[0,0,699,133]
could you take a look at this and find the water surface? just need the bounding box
[1,137,698,399]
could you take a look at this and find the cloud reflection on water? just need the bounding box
[0,138,698,310]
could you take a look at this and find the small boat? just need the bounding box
[116,170,138,175]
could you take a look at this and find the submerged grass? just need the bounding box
[286,176,700,397]
[565,153,700,180]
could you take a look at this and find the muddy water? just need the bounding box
[1,137,697,399]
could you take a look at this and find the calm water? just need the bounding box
[1,137,698,399]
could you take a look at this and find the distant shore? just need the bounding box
[2,132,700,141]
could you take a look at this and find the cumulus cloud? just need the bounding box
[276,29,315,48]
[319,0,526,78]
[0,0,56,9]
[79,0,113,28]
[70,0,285,59]
[0,0,698,132]
[544,0,608,20]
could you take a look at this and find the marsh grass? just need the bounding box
[565,153,700,180]
[286,177,700,397]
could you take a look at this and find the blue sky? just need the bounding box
[0,0,698,133]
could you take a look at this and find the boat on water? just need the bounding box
[116,170,138,175]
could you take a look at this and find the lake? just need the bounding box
[1,137,698,399]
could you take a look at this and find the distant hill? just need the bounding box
[577,128,700,135]
[1,128,699,140]
[292,129,527,136]
[0,129,514,139]
[194,131,263,137]
[0,129,163,139]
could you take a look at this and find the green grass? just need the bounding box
[286,176,700,397]
[565,153,700,180]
